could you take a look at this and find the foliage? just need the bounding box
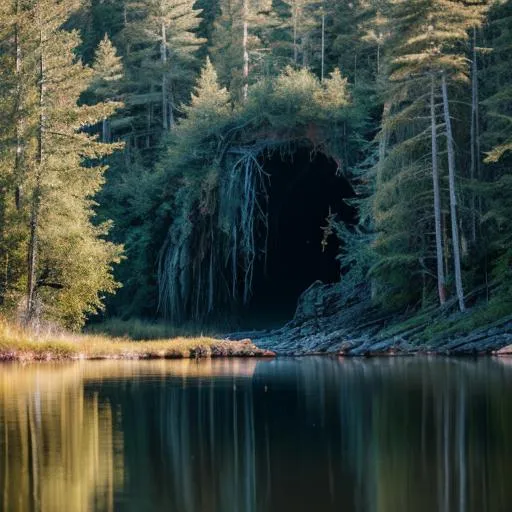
[91,34,124,100]
[479,0,512,308]
[156,61,354,322]
[367,0,487,310]
[1,0,512,333]
[0,0,123,329]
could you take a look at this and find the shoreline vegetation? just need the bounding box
[2,312,512,362]
[0,318,275,362]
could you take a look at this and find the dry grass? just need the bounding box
[0,318,273,362]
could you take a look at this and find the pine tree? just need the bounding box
[194,0,221,49]
[483,2,512,164]
[371,0,485,309]
[330,1,377,84]
[182,57,232,124]
[480,0,512,309]
[0,0,123,328]
[0,1,24,310]
[211,0,281,100]
[281,0,321,68]
[211,0,242,92]
[77,0,127,63]
[118,0,204,135]
[91,35,123,142]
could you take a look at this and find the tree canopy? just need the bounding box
[0,0,511,330]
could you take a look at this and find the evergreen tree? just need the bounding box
[118,0,204,136]
[211,0,281,100]
[91,34,124,142]
[480,0,512,310]
[182,57,233,124]
[0,0,123,328]
[281,0,321,68]
[370,0,485,310]
[194,0,221,53]
[483,1,512,164]
[0,1,26,311]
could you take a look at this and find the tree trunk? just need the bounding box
[169,82,175,128]
[161,22,168,130]
[293,7,298,64]
[372,101,392,299]
[431,74,447,305]
[354,53,357,87]
[377,102,391,187]
[26,27,45,322]
[0,183,6,305]
[147,85,153,148]
[102,118,109,143]
[321,12,325,82]
[441,73,465,312]
[123,6,130,55]
[377,42,380,77]
[302,32,309,67]
[2,1,23,303]
[242,0,249,101]
[469,27,479,244]
[15,0,23,210]
[473,28,482,217]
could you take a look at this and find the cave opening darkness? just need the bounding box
[238,148,356,329]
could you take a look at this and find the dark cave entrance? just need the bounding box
[239,148,356,329]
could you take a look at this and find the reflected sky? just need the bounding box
[1,357,512,512]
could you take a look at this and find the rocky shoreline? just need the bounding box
[228,282,512,356]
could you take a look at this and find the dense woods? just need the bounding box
[0,0,511,333]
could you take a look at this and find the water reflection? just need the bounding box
[1,358,512,512]
[0,364,123,512]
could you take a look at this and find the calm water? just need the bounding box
[1,357,512,512]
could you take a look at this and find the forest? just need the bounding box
[0,0,511,343]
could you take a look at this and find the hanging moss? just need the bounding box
[156,64,359,323]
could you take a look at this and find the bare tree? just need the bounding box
[431,74,446,305]
[442,73,465,312]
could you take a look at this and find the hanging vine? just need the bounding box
[157,66,353,323]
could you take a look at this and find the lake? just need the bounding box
[1,357,511,512]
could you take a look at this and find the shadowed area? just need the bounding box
[240,148,355,329]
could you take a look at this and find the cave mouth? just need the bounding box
[238,148,356,330]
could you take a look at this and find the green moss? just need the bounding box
[421,300,512,341]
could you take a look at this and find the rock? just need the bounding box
[228,281,512,356]
[495,344,512,355]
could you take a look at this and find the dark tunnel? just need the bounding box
[239,148,356,329]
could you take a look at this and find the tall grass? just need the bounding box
[0,317,271,361]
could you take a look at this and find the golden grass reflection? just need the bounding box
[0,359,257,512]
[0,365,121,512]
